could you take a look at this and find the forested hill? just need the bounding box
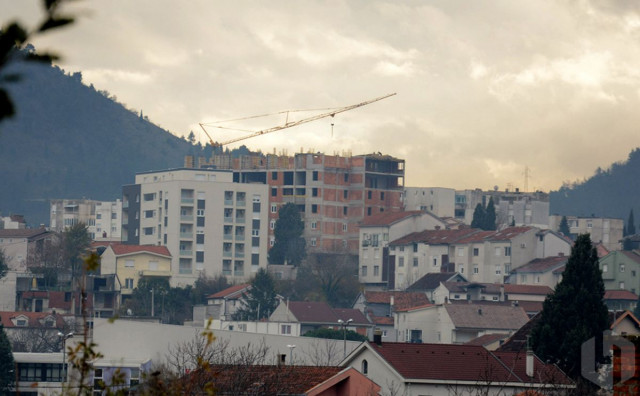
[549,148,640,221]
[0,56,208,226]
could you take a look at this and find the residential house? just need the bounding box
[269,301,371,336]
[122,168,269,286]
[604,290,638,312]
[388,228,480,290]
[394,303,530,344]
[191,283,251,324]
[50,198,122,240]
[504,284,553,303]
[0,311,75,352]
[403,187,456,217]
[405,272,467,301]
[13,352,65,395]
[183,365,380,395]
[507,255,567,289]
[0,214,26,229]
[534,229,573,258]
[352,291,432,342]
[0,228,54,272]
[99,244,172,299]
[610,311,640,336]
[359,210,448,288]
[600,250,640,295]
[549,215,624,251]
[341,340,573,396]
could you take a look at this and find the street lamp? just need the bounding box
[57,332,73,383]
[337,318,353,359]
[286,344,296,365]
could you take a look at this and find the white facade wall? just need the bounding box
[535,232,572,258]
[129,169,269,287]
[94,200,122,240]
[393,244,449,290]
[549,215,624,251]
[210,319,302,336]
[403,187,455,218]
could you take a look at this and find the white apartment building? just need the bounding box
[403,187,455,218]
[549,215,623,251]
[121,169,269,286]
[50,198,122,240]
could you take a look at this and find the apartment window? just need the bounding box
[234,261,244,276]
[252,237,260,247]
[312,188,319,197]
[367,191,372,199]
[196,209,205,216]
[281,324,291,335]
[633,270,637,277]
[270,237,275,247]
[111,212,117,219]
[311,221,317,230]
[143,193,155,201]
[495,265,502,275]
[473,265,479,274]
[270,220,276,230]
[197,199,205,209]
[504,247,511,256]
[271,188,277,197]
[413,257,418,267]
[125,260,134,268]
[196,251,204,263]
[271,204,277,213]
[197,217,205,227]
[312,204,318,213]
[343,223,348,232]
[344,173,349,183]
[343,190,348,199]
[312,171,319,181]
[603,264,608,273]
[535,276,540,284]
[271,171,278,180]
[343,207,348,216]
[433,258,437,267]
[253,202,261,212]
[459,265,464,274]
[310,238,317,247]
[374,266,380,276]
[473,248,479,256]
[620,281,625,289]
[361,266,367,276]
[125,278,134,289]
[413,244,418,253]
[367,207,372,216]
[495,247,501,256]
[96,213,102,219]
[620,264,625,273]
[457,248,464,257]
[398,257,404,267]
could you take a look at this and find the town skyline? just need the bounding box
[4,0,640,192]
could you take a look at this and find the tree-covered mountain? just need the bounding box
[0,54,210,226]
[549,148,640,221]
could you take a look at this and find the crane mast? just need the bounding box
[199,93,396,148]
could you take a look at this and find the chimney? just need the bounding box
[526,349,534,377]
[477,308,482,315]
[373,328,383,345]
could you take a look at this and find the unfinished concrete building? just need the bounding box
[190,151,405,255]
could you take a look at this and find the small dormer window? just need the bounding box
[16,319,27,327]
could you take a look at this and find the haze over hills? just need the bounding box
[1,52,639,228]
[549,148,640,222]
[0,55,206,226]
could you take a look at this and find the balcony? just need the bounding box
[181,198,194,204]
[236,200,246,207]
[224,234,233,241]
[236,217,246,224]
[180,232,192,239]
[224,199,233,206]
[180,215,194,222]
[123,201,129,209]
[224,216,233,223]
[179,250,192,256]
[235,235,245,241]
[139,269,171,277]
[223,251,232,258]
[235,251,245,258]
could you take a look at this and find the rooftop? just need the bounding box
[390,228,480,246]
[360,211,424,227]
[109,244,172,257]
[512,256,568,273]
[445,304,529,330]
[362,291,431,310]
[406,272,465,291]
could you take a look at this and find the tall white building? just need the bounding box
[50,199,122,240]
[121,169,269,286]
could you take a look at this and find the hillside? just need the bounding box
[0,56,206,226]
[549,148,640,221]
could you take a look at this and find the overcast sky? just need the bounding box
[4,0,640,192]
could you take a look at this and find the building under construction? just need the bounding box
[186,150,405,255]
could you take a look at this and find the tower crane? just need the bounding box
[199,93,396,148]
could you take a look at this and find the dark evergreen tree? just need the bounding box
[0,324,14,393]
[268,203,306,266]
[483,198,497,231]
[471,203,485,229]
[63,223,91,282]
[530,234,609,378]
[627,209,636,236]
[558,215,570,236]
[634,294,640,319]
[0,249,7,279]
[233,268,278,321]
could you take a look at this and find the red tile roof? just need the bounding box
[207,283,250,299]
[604,290,638,301]
[287,301,339,323]
[620,250,640,264]
[452,230,497,244]
[363,291,431,310]
[0,311,72,328]
[487,227,534,241]
[512,256,568,273]
[445,304,529,330]
[110,244,171,257]
[464,333,509,347]
[367,342,572,385]
[504,284,553,296]
[332,308,370,326]
[185,365,347,394]
[360,211,424,226]
[390,228,480,246]
[407,272,466,291]
[610,310,640,330]
[595,243,610,258]
[369,315,394,326]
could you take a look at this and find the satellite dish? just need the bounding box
[493,185,499,191]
